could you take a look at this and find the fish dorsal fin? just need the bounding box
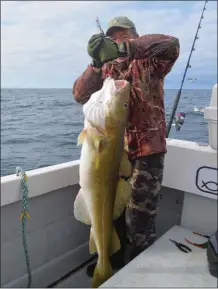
[119,150,132,177]
[110,227,121,255]
[113,178,132,220]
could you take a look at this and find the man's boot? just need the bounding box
[124,243,144,265]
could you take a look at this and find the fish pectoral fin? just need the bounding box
[87,127,109,153]
[95,139,104,153]
[93,136,110,153]
[110,226,121,255]
[77,129,87,145]
[113,178,132,220]
[92,136,110,169]
[89,228,97,254]
[74,189,91,225]
[119,150,132,177]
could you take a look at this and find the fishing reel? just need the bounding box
[174,112,186,131]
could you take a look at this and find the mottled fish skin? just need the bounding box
[74,77,132,287]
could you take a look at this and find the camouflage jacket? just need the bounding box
[73,34,180,160]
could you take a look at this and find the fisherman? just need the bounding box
[73,16,180,276]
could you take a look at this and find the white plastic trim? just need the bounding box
[1,139,217,207]
[163,139,217,200]
[204,83,218,150]
[210,83,217,107]
[204,84,217,121]
[1,160,80,207]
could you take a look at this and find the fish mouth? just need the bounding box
[114,80,127,90]
[104,76,128,93]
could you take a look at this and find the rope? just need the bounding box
[16,166,32,288]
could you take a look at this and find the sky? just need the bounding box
[1,1,217,89]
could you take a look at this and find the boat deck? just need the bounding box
[53,226,217,288]
[52,259,93,288]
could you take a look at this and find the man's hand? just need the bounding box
[87,34,133,68]
[98,38,126,64]
[87,34,104,68]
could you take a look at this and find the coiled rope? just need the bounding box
[16,166,32,288]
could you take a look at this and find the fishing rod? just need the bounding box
[166,0,209,137]
[96,17,105,36]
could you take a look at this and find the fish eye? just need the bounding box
[124,103,128,109]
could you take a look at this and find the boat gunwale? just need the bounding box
[1,139,217,207]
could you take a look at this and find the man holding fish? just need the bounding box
[73,16,180,284]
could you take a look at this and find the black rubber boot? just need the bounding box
[86,262,96,277]
[124,244,144,265]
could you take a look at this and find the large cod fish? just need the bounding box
[74,76,132,288]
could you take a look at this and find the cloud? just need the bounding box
[1,1,217,88]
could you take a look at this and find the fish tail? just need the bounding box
[92,260,112,288]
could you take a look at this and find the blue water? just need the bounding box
[1,88,210,177]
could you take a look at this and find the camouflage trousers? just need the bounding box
[125,152,165,260]
[112,152,165,264]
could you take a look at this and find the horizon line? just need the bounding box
[1,87,213,90]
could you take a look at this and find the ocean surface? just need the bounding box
[1,88,210,177]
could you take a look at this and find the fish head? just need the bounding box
[103,77,130,126]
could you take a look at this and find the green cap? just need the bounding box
[106,16,136,36]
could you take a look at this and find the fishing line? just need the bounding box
[166,0,209,137]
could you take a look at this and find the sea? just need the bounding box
[1,88,210,177]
